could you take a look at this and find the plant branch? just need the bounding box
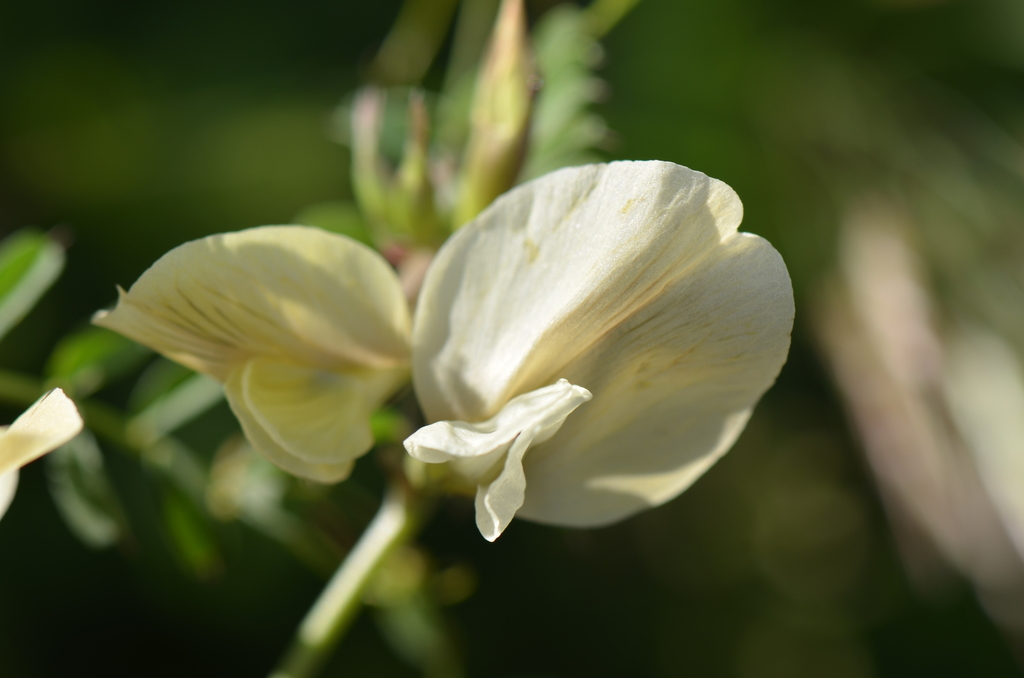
[269,481,418,678]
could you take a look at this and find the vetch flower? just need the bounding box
[0,388,84,521]
[405,161,794,540]
[93,226,411,482]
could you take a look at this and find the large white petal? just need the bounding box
[413,161,745,422]
[519,234,793,526]
[0,388,84,478]
[94,226,410,380]
[413,161,793,528]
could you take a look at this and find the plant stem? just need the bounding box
[269,481,417,678]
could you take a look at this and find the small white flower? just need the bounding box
[405,161,794,540]
[94,226,411,482]
[0,389,84,520]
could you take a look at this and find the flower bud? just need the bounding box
[453,0,537,227]
[351,88,391,235]
[391,91,442,244]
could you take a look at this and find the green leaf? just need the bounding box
[0,229,65,342]
[127,372,223,448]
[46,431,130,549]
[46,325,152,397]
[522,5,609,180]
[127,358,194,414]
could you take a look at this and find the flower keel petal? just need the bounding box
[404,379,591,539]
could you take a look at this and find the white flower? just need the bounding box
[0,388,84,520]
[405,161,794,540]
[94,226,411,482]
[93,161,793,543]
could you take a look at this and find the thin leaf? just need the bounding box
[46,431,130,549]
[127,372,223,448]
[127,358,194,414]
[0,229,64,342]
[46,325,152,397]
[522,6,609,180]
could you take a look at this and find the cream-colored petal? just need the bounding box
[412,161,793,528]
[474,432,531,542]
[404,379,591,464]
[224,358,405,482]
[0,469,18,521]
[0,388,84,477]
[413,161,745,423]
[94,226,410,380]
[944,327,1024,561]
[404,379,591,540]
[518,233,793,526]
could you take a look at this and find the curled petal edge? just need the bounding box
[404,379,591,541]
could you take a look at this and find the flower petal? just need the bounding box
[405,379,591,463]
[0,469,18,521]
[412,161,793,528]
[413,161,746,422]
[519,233,793,526]
[94,226,410,380]
[944,326,1024,561]
[405,379,591,540]
[225,358,405,482]
[0,388,84,478]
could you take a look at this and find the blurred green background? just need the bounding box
[2,0,1024,676]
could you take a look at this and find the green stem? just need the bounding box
[269,482,418,678]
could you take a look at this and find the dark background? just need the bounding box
[1,0,1023,676]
